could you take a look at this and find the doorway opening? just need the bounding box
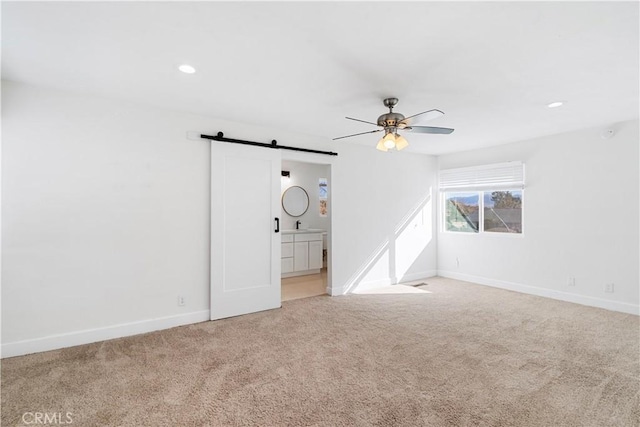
[280,159,331,302]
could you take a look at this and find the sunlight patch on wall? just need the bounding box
[396,196,432,281]
[344,239,390,293]
[343,188,434,294]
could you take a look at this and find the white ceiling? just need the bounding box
[2,2,638,155]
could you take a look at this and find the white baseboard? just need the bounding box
[330,270,437,295]
[438,271,639,315]
[1,310,211,359]
[398,270,438,284]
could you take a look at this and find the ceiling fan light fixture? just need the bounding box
[383,132,396,149]
[376,138,389,152]
[333,97,454,151]
[395,134,409,150]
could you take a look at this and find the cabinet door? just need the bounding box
[294,242,308,271]
[281,242,293,258]
[308,240,323,270]
[282,257,294,273]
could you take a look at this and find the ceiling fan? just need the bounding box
[333,97,454,151]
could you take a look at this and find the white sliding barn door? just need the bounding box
[210,142,281,320]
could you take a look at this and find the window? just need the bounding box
[445,192,479,232]
[440,162,524,235]
[484,190,522,233]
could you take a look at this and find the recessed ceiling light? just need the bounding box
[178,64,196,74]
[547,101,564,108]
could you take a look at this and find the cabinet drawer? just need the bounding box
[281,242,293,258]
[294,233,322,242]
[281,257,293,273]
[281,234,294,243]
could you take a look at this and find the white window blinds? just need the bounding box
[439,161,525,191]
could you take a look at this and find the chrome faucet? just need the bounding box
[295,220,302,230]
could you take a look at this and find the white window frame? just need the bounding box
[440,189,524,236]
[439,162,525,236]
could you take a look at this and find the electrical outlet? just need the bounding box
[567,277,575,286]
[604,283,614,293]
[178,295,186,306]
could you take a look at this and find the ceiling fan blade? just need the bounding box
[405,126,454,135]
[333,129,383,141]
[400,109,444,126]
[346,116,379,126]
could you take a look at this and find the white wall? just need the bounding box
[1,81,439,356]
[2,81,212,355]
[280,161,330,232]
[437,120,639,314]
[331,143,438,293]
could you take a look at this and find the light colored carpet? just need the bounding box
[2,277,639,426]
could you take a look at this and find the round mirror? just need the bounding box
[282,186,309,217]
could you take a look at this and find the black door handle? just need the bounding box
[274,217,280,233]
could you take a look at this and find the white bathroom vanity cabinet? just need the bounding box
[281,230,324,278]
